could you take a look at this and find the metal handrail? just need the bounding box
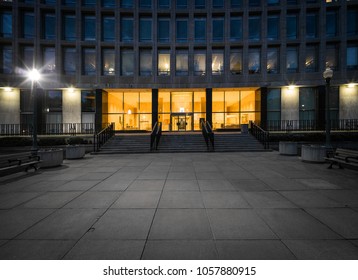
[93,123,114,152]
[201,120,214,151]
[250,121,270,149]
[150,122,162,150]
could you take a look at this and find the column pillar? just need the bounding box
[152,88,158,129]
[206,88,212,126]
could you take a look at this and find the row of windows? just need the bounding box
[1,8,358,41]
[14,0,315,9]
[2,43,357,75]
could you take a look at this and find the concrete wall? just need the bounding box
[0,88,20,124]
[339,85,358,119]
[281,87,299,124]
[62,88,81,124]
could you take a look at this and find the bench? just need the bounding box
[0,152,42,177]
[325,148,358,170]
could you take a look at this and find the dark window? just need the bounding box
[45,90,62,112]
[213,0,224,8]
[158,0,170,8]
[286,46,298,73]
[306,13,318,39]
[194,18,206,42]
[347,44,358,70]
[83,0,96,6]
[81,91,96,112]
[305,44,318,72]
[195,0,205,9]
[23,12,35,39]
[267,89,281,126]
[43,13,56,40]
[176,0,187,9]
[0,11,12,38]
[249,0,260,7]
[287,14,298,39]
[63,47,76,75]
[299,88,316,121]
[249,16,260,41]
[121,49,134,76]
[140,49,152,76]
[22,46,34,69]
[267,0,279,5]
[347,9,358,36]
[120,0,133,8]
[230,48,242,74]
[326,43,339,71]
[231,0,242,8]
[43,47,56,73]
[63,14,76,41]
[139,0,151,8]
[83,48,96,75]
[176,19,188,42]
[20,90,34,113]
[102,16,115,41]
[63,0,76,6]
[326,10,338,37]
[158,19,170,42]
[267,15,279,40]
[230,17,242,41]
[83,15,96,41]
[267,47,279,74]
[0,45,12,74]
[213,18,224,41]
[102,0,115,7]
[43,0,57,4]
[139,18,152,42]
[121,18,133,42]
[248,48,260,74]
[102,48,115,75]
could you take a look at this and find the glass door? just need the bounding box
[171,113,192,131]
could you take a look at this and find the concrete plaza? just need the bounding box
[0,151,358,260]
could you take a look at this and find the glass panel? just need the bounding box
[212,113,224,129]
[347,46,358,69]
[230,17,242,41]
[326,43,338,70]
[139,18,152,42]
[140,91,152,113]
[347,10,358,36]
[230,49,242,74]
[23,12,34,39]
[212,18,224,41]
[213,0,224,8]
[158,52,170,75]
[306,13,318,38]
[176,0,187,9]
[158,0,170,9]
[267,47,279,74]
[121,18,133,42]
[63,47,76,75]
[81,90,95,112]
[102,48,115,75]
[176,19,188,42]
[326,10,338,37]
[286,14,297,39]
[108,91,124,113]
[83,15,96,41]
[299,88,316,121]
[43,47,56,73]
[159,113,170,130]
[248,48,260,74]
[194,91,206,112]
[124,113,139,130]
[124,92,139,129]
[231,0,242,8]
[120,0,133,8]
[249,16,260,41]
[83,48,96,75]
[194,51,206,76]
[171,92,192,113]
[267,15,279,40]
[286,46,298,72]
[121,49,134,76]
[22,46,34,69]
[140,114,151,130]
[158,18,170,42]
[225,91,239,112]
[267,89,281,112]
[225,113,240,128]
[102,0,115,7]
[212,91,224,112]
[44,13,55,40]
[0,12,12,38]
[212,51,224,75]
[194,18,206,42]
[1,45,12,74]
[140,49,152,76]
[103,16,115,41]
[195,0,205,9]
[241,90,256,112]
[139,0,151,8]
[176,51,188,76]
[64,14,76,41]
[305,45,318,72]
[46,90,62,112]
[194,113,206,130]
[158,91,170,113]
[63,0,76,6]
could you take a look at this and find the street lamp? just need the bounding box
[323,67,333,151]
[28,69,40,155]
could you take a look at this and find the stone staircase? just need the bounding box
[95,132,266,154]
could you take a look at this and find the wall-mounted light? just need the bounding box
[288,85,295,91]
[347,83,356,88]
[68,87,75,93]
[4,87,12,92]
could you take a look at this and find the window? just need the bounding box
[83,15,96,41]
[347,44,358,70]
[230,17,242,41]
[158,50,170,76]
[267,89,281,127]
[249,0,260,7]
[212,18,224,42]
[287,14,298,39]
[139,0,151,8]
[299,87,316,121]
[267,47,279,74]
[43,13,55,40]
[23,12,34,39]
[140,49,152,76]
[102,0,115,7]
[194,50,206,76]
[176,19,188,42]
[43,0,57,4]
[213,0,224,8]
[286,46,298,73]
[102,48,115,75]
[306,13,318,39]
[43,47,56,73]
[158,0,170,9]
[326,43,338,70]
[121,17,133,42]
[83,0,96,6]
[121,49,134,76]
[267,15,279,40]
[139,18,152,42]
[0,11,12,38]
[83,48,96,75]
[22,46,34,69]
[63,14,76,41]
[176,50,188,76]
[230,48,242,75]
[249,16,261,41]
[326,10,338,37]
[267,0,279,5]
[212,50,224,75]
[347,9,358,36]
[176,0,187,9]
[248,48,260,74]
[158,18,170,42]
[45,91,62,112]
[231,0,242,8]
[63,0,76,6]
[63,47,76,75]
[195,0,205,9]
[305,45,318,72]
[81,91,96,112]
[120,0,133,8]
[194,18,206,42]
[102,16,115,41]
[0,45,12,74]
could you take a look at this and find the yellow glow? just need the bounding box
[288,85,295,91]
[68,87,74,93]
[347,83,356,88]
[4,87,12,92]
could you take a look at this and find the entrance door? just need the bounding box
[171,113,192,131]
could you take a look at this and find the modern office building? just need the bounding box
[0,0,357,135]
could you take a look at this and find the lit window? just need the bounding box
[158,51,170,76]
[230,49,242,75]
[194,51,206,76]
[140,49,152,76]
[267,47,279,74]
[212,50,224,75]
[102,48,115,76]
[121,49,134,76]
[176,50,188,76]
[83,48,96,76]
[248,48,260,74]
[43,47,56,73]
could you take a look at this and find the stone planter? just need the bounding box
[38,149,63,168]
[65,145,86,159]
[301,145,326,163]
[279,141,298,155]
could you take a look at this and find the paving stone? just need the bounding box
[164,180,200,191]
[74,172,113,181]
[0,192,43,209]
[198,179,235,191]
[318,190,358,207]
[64,191,122,209]
[196,172,225,180]
[202,192,251,208]
[167,172,196,180]
[128,179,165,191]
[53,180,101,191]
[137,172,168,180]
[91,178,134,191]
[242,191,297,208]
[229,179,272,192]
[295,178,341,190]
[279,191,343,208]
[111,191,161,209]
[20,192,82,209]
[159,191,204,208]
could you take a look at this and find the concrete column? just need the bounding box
[0,88,20,124]
[206,88,212,126]
[152,88,158,129]
[260,87,267,129]
[339,85,358,119]
[62,88,81,124]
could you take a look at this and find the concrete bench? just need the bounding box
[0,152,41,177]
[325,148,358,170]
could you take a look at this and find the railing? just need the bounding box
[93,123,115,152]
[0,123,95,136]
[150,122,162,151]
[250,121,270,149]
[266,119,358,132]
[201,120,215,151]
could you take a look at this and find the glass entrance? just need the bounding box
[171,113,192,131]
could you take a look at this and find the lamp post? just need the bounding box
[28,69,40,155]
[323,67,333,151]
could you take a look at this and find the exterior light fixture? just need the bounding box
[347,83,355,88]
[323,67,333,152]
[127,109,132,115]
[288,85,295,91]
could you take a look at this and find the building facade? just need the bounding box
[0,0,358,134]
